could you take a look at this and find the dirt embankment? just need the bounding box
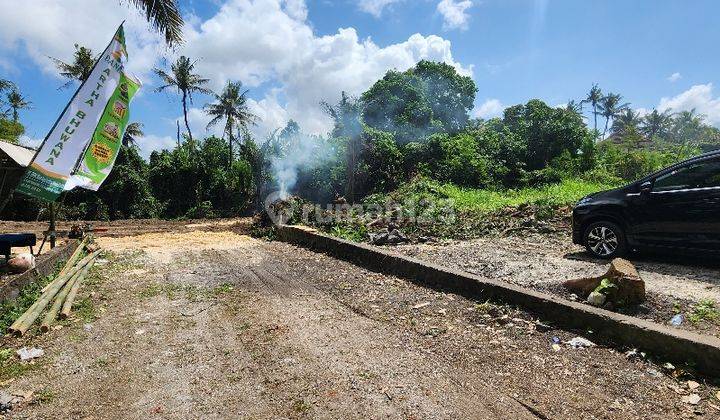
[1,222,717,418]
[392,232,720,337]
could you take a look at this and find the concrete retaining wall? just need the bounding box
[0,240,79,303]
[278,224,720,377]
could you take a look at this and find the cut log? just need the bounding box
[563,258,645,306]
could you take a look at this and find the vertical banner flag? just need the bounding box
[16,24,137,201]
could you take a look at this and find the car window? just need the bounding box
[653,159,720,192]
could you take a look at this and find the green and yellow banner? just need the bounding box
[15,24,140,201]
[67,73,140,190]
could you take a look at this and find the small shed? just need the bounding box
[0,140,35,199]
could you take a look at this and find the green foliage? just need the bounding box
[0,270,57,334]
[688,299,720,324]
[361,60,477,143]
[420,178,614,214]
[0,118,25,142]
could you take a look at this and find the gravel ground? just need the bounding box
[1,223,718,418]
[391,232,720,336]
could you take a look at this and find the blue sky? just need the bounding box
[1,0,719,157]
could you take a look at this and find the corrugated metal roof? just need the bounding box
[0,140,35,167]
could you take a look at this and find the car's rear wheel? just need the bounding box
[583,221,627,259]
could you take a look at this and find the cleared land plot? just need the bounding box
[1,221,718,418]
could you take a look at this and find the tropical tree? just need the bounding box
[361,60,477,143]
[5,90,31,123]
[125,0,183,46]
[50,44,97,88]
[122,122,144,148]
[204,80,258,164]
[610,109,643,137]
[0,79,14,93]
[581,84,603,132]
[670,109,706,145]
[641,109,673,140]
[564,100,583,118]
[322,92,364,202]
[597,93,629,136]
[153,56,212,143]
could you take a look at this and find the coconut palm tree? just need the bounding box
[126,0,183,46]
[50,44,97,89]
[5,90,31,123]
[564,100,583,118]
[610,109,643,137]
[153,56,212,143]
[204,80,258,163]
[581,84,603,133]
[0,78,14,92]
[641,109,674,140]
[122,122,144,149]
[597,93,630,137]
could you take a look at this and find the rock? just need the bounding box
[587,291,606,307]
[370,228,409,246]
[682,394,701,405]
[16,347,44,361]
[662,362,676,372]
[563,258,645,306]
[687,380,700,390]
[412,302,431,310]
[566,336,596,348]
[6,253,35,274]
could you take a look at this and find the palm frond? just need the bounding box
[129,0,184,46]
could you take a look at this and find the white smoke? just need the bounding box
[271,131,331,198]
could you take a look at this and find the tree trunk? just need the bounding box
[593,105,598,133]
[182,92,193,142]
[225,119,233,167]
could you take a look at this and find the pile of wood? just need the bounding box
[8,238,101,336]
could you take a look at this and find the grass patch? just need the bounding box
[688,299,720,324]
[397,178,614,214]
[0,350,42,382]
[0,271,59,334]
[73,296,97,322]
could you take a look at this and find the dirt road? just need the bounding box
[3,226,717,418]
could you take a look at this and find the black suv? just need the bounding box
[573,149,720,258]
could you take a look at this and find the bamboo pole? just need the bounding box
[41,237,88,293]
[59,260,94,320]
[9,250,101,336]
[11,250,93,331]
[40,270,83,332]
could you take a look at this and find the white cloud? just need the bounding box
[658,83,720,126]
[437,0,473,31]
[0,0,166,84]
[667,72,682,83]
[179,0,472,135]
[358,0,405,17]
[473,99,504,119]
[136,134,177,159]
[0,0,473,154]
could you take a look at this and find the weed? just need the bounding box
[0,273,57,334]
[292,398,312,414]
[213,283,234,296]
[34,388,55,404]
[688,299,720,324]
[73,297,97,322]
